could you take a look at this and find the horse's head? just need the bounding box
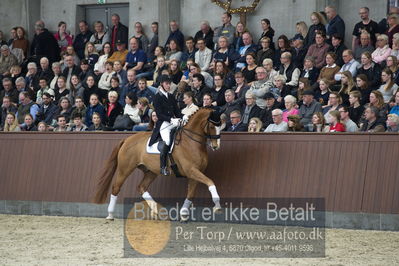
[184,108,223,151]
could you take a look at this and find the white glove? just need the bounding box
[182,115,189,124]
[170,118,181,127]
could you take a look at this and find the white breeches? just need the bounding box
[160,121,177,146]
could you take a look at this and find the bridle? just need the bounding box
[176,120,220,146]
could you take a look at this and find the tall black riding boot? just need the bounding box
[160,142,170,176]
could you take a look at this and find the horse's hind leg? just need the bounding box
[106,161,137,220]
[137,170,159,217]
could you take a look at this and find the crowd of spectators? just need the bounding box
[1,6,399,133]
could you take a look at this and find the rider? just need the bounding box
[149,75,183,175]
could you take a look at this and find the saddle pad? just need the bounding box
[146,137,175,154]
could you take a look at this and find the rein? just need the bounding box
[175,121,220,146]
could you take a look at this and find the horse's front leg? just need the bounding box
[186,167,221,213]
[138,171,159,217]
[180,179,199,222]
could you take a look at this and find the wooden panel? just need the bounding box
[0,132,398,214]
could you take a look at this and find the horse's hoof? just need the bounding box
[180,214,189,222]
[213,206,222,214]
[105,214,114,220]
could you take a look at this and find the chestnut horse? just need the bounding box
[93,108,223,220]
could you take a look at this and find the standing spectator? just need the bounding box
[378,7,399,35]
[339,106,358,132]
[3,112,20,132]
[354,32,375,62]
[264,109,288,132]
[258,19,275,49]
[233,22,246,52]
[299,90,322,126]
[30,20,60,64]
[352,7,379,50]
[305,12,326,48]
[194,20,214,50]
[334,50,360,82]
[0,45,18,76]
[378,68,398,103]
[306,31,330,69]
[8,28,17,47]
[359,106,386,132]
[386,13,399,48]
[165,20,184,50]
[73,20,93,60]
[325,6,345,42]
[133,22,149,53]
[54,21,73,53]
[89,21,110,53]
[12,27,29,57]
[372,34,391,64]
[147,22,159,59]
[0,78,18,104]
[36,92,58,125]
[293,21,308,42]
[124,37,147,74]
[329,34,347,67]
[85,94,105,127]
[213,12,235,47]
[110,13,128,50]
[195,38,212,72]
[226,110,247,132]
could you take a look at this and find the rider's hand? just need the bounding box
[170,118,182,127]
[182,115,189,124]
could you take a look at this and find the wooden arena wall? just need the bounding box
[0,132,398,214]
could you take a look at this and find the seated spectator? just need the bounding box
[241,91,261,125]
[334,49,360,81]
[175,80,187,109]
[181,91,199,117]
[194,38,212,71]
[231,71,250,107]
[132,97,153,131]
[372,34,391,64]
[85,94,106,128]
[299,90,323,126]
[329,34,347,67]
[125,37,147,74]
[348,90,365,125]
[378,68,398,103]
[63,45,80,66]
[365,90,389,121]
[386,113,399,132]
[338,71,355,106]
[168,59,183,85]
[226,110,247,132]
[53,115,69,132]
[17,91,39,124]
[306,31,330,69]
[3,112,20,132]
[37,121,48,132]
[300,56,319,86]
[357,51,382,90]
[279,51,300,91]
[68,113,88,131]
[282,95,299,122]
[241,53,257,84]
[49,62,62,90]
[0,96,18,130]
[326,110,345,132]
[54,22,73,53]
[248,66,273,109]
[38,57,54,82]
[94,42,112,74]
[20,114,37,131]
[270,74,291,107]
[390,34,399,58]
[104,91,123,128]
[211,74,227,107]
[152,56,168,88]
[211,61,235,89]
[256,37,274,66]
[70,96,87,124]
[10,65,23,85]
[339,106,359,132]
[98,61,115,93]
[136,77,155,104]
[235,32,257,70]
[78,59,94,83]
[62,55,81,89]
[317,52,340,86]
[305,12,326,48]
[273,35,294,70]
[386,55,399,85]
[25,62,40,93]
[0,30,7,46]
[119,69,138,106]
[291,35,307,69]
[314,78,331,106]
[69,74,84,104]
[390,90,399,115]
[181,62,213,88]
[36,92,58,125]
[202,93,214,109]
[107,41,128,65]
[55,96,72,123]
[359,106,386,132]
[259,92,280,128]
[248,117,263,132]
[287,114,304,132]
[109,76,122,96]
[0,78,18,104]
[354,74,371,106]
[212,36,239,70]
[354,31,375,62]
[0,45,18,76]
[262,58,279,85]
[264,109,288,132]
[213,12,235,48]
[89,21,110,53]
[323,91,343,122]
[386,13,399,47]
[54,76,69,104]
[190,73,212,107]
[220,89,240,122]
[309,112,327,132]
[297,77,311,103]
[180,37,197,70]
[87,112,105,131]
[121,91,140,126]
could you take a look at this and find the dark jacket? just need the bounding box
[357,63,382,91]
[36,102,58,125]
[165,29,185,51]
[300,68,320,86]
[241,104,262,124]
[192,85,212,107]
[259,102,279,129]
[305,23,326,48]
[194,29,214,50]
[110,22,129,48]
[83,84,105,107]
[0,105,18,130]
[73,30,93,59]
[329,43,347,67]
[62,65,82,80]
[360,118,386,132]
[104,102,123,127]
[292,46,307,69]
[236,44,258,65]
[85,103,106,127]
[149,91,182,146]
[226,121,248,132]
[256,48,275,66]
[88,123,105,131]
[30,29,61,64]
[0,88,19,104]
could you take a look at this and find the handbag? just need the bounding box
[113,114,134,130]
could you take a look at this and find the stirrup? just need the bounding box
[160,167,170,176]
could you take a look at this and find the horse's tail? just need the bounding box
[92,139,125,204]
